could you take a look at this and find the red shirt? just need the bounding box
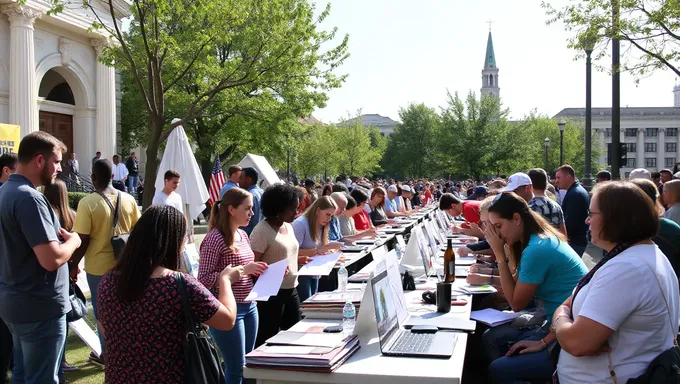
[353,210,371,231]
[198,229,254,302]
[461,200,481,224]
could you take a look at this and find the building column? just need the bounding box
[73,107,96,176]
[637,128,645,169]
[2,5,41,137]
[92,38,117,160]
[658,128,666,171]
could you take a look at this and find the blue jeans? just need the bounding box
[4,314,66,384]
[127,175,139,193]
[296,276,319,303]
[210,302,258,384]
[483,323,555,383]
[86,273,106,356]
[569,243,587,257]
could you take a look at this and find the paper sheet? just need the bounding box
[245,259,289,301]
[297,252,342,276]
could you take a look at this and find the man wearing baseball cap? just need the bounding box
[401,185,415,211]
[504,170,567,236]
[466,186,489,200]
[384,184,406,217]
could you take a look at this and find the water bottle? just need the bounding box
[338,262,348,292]
[395,242,404,260]
[342,299,356,339]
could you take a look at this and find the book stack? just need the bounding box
[301,290,363,320]
[246,334,360,373]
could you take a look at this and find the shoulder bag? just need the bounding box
[98,192,129,261]
[66,282,88,323]
[626,255,680,384]
[173,273,226,384]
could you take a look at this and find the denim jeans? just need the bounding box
[86,273,106,356]
[296,276,319,303]
[4,314,66,384]
[210,302,258,384]
[0,318,12,384]
[127,175,139,193]
[483,323,555,383]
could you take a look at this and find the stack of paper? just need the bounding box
[246,335,360,373]
[301,290,363,320]
[471,308,520,327]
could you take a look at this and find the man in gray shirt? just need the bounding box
[0,131,81,384]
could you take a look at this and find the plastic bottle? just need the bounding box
[395,242,404,260]
[338,262,348,292]
[342,299,356,339]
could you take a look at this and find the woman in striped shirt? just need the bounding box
[198,188,268,384]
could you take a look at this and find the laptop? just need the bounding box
[370,270,457,358]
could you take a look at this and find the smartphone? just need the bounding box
[323,325,343,333]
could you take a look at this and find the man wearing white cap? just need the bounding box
[401,185,415,211]
[384,184,406,217]
[628,168,652,180]
[501,172,567,236]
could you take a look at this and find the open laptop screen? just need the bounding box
[371,270,399,346]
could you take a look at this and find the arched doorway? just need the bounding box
[38,69,74,156]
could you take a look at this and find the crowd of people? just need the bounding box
[1,130,680,384]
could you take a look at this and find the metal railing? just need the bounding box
[56,173,95,193]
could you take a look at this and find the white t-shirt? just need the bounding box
[152,190,184,213]
[557,244,680,383]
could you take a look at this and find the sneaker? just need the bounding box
[61,360,79,372]
[88,352,105,367]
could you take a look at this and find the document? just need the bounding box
[471,308,520,327]
[245,259,289,301]
[297,252,342,276]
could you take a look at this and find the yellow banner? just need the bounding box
[0,124,20,155]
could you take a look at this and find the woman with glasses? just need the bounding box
[482,193,588,383]
[554,182,679,383]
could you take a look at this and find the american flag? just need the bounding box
[208,155,226,205]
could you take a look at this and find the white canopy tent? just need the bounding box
[238,153,282,189]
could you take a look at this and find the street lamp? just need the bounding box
[558,119,566,166]
[544,137,551,171]
[582,33,596,189]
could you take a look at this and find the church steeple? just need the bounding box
[481,30,500,99]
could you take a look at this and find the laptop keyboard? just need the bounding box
[389,330,435,354]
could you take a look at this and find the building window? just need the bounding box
[604,128,611,137]
[644,143,657,152]
[624,128,637,137]
[645,158,657,168]
[626,143,636,152]
[645,128,658,137]
[626,158,636,168]
[668,128,678,137]
[666,158,677,168]
[667,143,677,153]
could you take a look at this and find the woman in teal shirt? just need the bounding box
[482,192,588,383]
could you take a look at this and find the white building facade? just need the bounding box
[0,0,128,176]
[555,87,680,177]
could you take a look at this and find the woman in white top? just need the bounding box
[554,181,680,383]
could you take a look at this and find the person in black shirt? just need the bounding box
[555,165,590,257]
[125,152,139,193]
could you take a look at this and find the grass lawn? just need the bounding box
[63,304,105,384]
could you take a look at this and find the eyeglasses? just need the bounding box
[587,210,601,218]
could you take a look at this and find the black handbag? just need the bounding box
[98,192,129,261]
[173,273,226,384]
[66,283,88,323]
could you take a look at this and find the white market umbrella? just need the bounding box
[155,119,209,220]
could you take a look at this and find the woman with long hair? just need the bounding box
[251,184,304,347]
[198,188,268,384]
[554,182,679,383]
[367,187,389,227]
[482,193,588,383]
[97,206,241,383]
[293,196,343,302]
[350,187,374,231]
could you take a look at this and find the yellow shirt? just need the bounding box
[73,192,141,276]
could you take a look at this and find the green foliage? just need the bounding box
[336,114,386,177]
[51,0,349,207]
[542,0,680,80]
[67,192,89,211]
[382,103,444,178]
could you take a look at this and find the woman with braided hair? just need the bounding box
[97,205,242,383]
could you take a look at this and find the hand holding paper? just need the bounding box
[245,259,289,301]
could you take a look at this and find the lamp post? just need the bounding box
[582,34,596,189]
[558,119,566,166]
[544,137,551,171]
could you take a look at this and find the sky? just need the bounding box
[311,0,678,124]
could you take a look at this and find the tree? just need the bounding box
[294,124,340,179]
[543,0,680,80]
[516,114,603,177]
[336,114,386,177]
[381,103,443,178]
[57,0,349,208]
[439,92,534,180]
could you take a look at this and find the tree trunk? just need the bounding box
[142,143,160,210]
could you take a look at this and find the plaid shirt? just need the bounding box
[528,196,565,228]
[197,229,254,302]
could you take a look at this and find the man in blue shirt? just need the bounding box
[384,185,406,217]
[219,164,242,199]
[239,167,263,235]
[0,153,17,187]
[0,152,17,383]
[555,164,590,257]
[0,132,82,384]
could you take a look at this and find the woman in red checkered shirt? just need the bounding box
[198,188,268,384]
